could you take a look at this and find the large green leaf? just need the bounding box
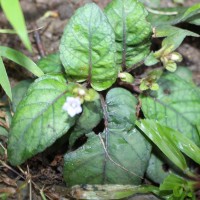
[1,0,31,51]
[64,129,151,186]
[105,0,152,69]
[0,46,44,77]
[0,56,12,100]
[69,99,103,147]
[37,53,64,74]
[136,120,188,172]
[8,75,77,166]
[59,3,117,91]
[64,88,151,186]
[140,73,200,145]
[11,79,33,112]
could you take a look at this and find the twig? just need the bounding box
[0,160,52,199]
[99,95,143,180]
[0,27,44,34]
[33,25,46,57]
[99,95,109,182]
[146,7,178,15]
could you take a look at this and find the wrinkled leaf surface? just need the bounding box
[64,88,151,186]
[8,75,76,165]
[140,73,200,145]
[105,0,152,69]
[60,3,117,91]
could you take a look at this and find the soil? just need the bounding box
[0,0,199,199]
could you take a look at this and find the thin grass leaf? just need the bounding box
[136,119,188,173]
[1,0,31,51]
[0,46,44,77]
[0,29,16,34]
[0,56,12,100]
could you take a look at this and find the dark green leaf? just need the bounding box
[136,120,188,172]
[64,129,151,186]
[0,56,12,100]
[60,3,117,91]
[69,99,103,147]
[0,46,44,77]
[64,88,151,186]
[146,154,169,184]
[1,0,31,51]
[140,73,200,145]
[37,53,64,74]
[12,79,33,112]
[105,0,152,69]
[106,88,138,132]
[8,75,77,165]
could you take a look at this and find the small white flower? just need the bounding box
[62,97,82,117]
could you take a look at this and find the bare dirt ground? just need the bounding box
[0,0,199,199]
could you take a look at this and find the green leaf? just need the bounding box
[69,99,103,147]
[159,174,196,199]
[140,72,200,145]
[12,80,33,112]
[186,13,200,25]
[105,0,152,69]
[64,129,151,186]
[136,120,188,172]
[147,4,200,27]
[60,3,117,91]
[0,56,12,100]
[70,184,159,200]
[0,46,44,77]
[155,25,199,52]
[175,67,193,83]
[1,0,31,51]
[37,53,64,74]
[8,75,77,166]
[146,154,169,184]
[149,122,200,165]
[64,88,151,186]
[144,51,159,66]
[106,88,138,132]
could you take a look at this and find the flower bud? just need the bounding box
[118,72,134,83]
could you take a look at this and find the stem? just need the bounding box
[100,94,109,183]
[146,7,178,15]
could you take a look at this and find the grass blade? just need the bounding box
[0,56,12,100]
[1,0,31,51]
[0,46,44,77]
[136,119,188,173]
